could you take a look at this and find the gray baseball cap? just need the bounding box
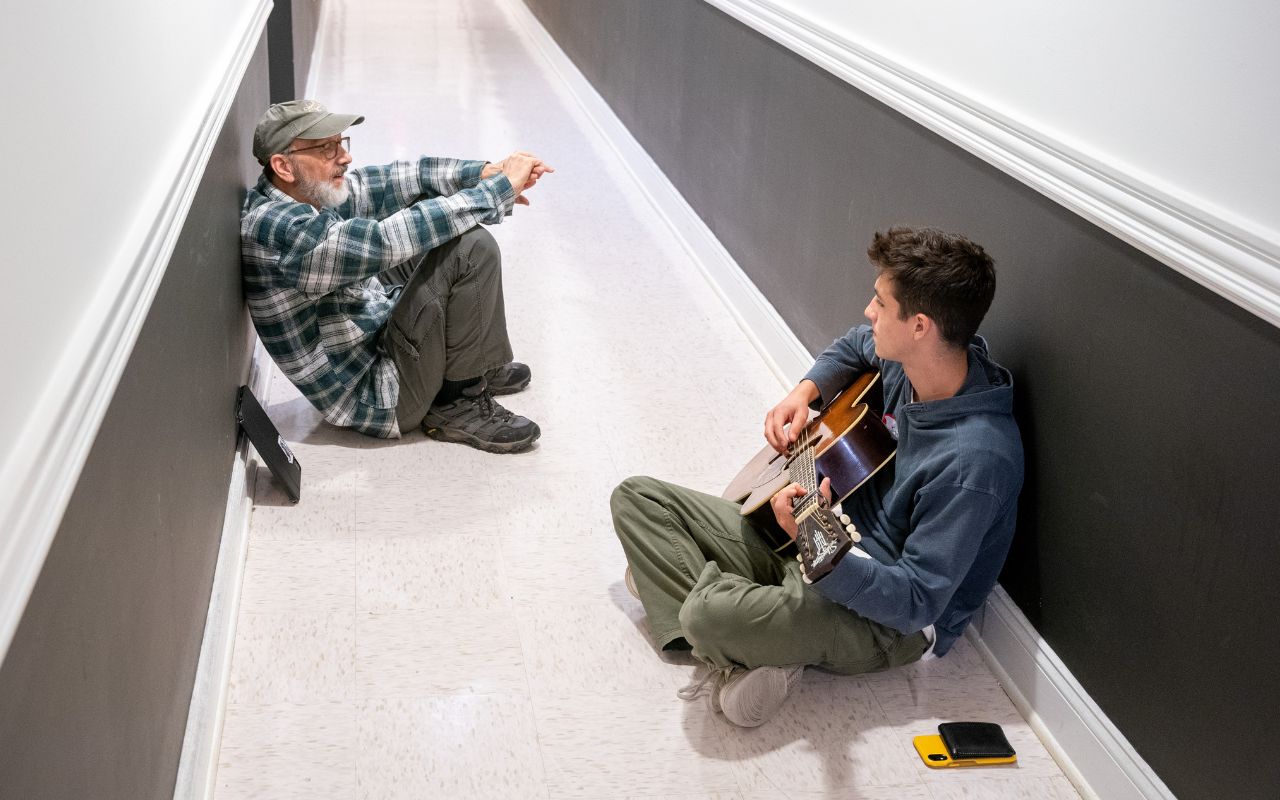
[253,99,364,164]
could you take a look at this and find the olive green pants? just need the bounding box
[610,475,928,673]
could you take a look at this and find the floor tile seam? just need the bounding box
[354,613,524,633]
[242,536,357,552]
[350,687,543,701]
[540,779,745,800]
[246,535,357,547]
[235,608,357,622]
[352,688,532,704]
[352,527,496,542]
[238,602,356,616]
[225,687,557,712]
[506,579,559,800]
[353,516,504,534]
[353,600,517,615]
[249,513,356,531]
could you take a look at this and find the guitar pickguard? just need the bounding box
[750,452,786,489]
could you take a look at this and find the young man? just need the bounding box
[612,227,1024,727]
[241,100,553,452]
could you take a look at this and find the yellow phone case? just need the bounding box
[913,734,1018,768]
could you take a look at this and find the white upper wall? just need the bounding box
[773,0,1278,242]
[3,1,259,444]
[0,0,268,660]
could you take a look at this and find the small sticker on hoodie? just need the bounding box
[882,412,899,441]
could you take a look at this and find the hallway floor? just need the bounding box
[214,1,1079,797]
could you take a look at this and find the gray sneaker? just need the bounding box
[678,663,804,727]
[484,362,531,395]
[422,383,540,453]
[718,665,804,727]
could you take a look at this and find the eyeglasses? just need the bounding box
[284,136,350,160]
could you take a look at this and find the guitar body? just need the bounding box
[723,371,897,516]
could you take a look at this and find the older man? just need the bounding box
[241,100,551,452]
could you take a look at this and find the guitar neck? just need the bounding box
[789,434,823,522]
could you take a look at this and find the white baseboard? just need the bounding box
[506,2,1174,798]
[968,588,1175,800]
[172,344,273,800]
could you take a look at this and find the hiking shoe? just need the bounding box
[624,566,639,599]
[422,383,540,453]
[678,664,804,727]
[484,362,531,395]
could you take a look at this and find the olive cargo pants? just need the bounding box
[610,475,928,673]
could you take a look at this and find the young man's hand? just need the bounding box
[764,379,820,454]
[770,477,832,541]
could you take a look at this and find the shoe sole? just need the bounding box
[721,668,791,728]
[423,423,540,454]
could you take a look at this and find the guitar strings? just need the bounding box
[790,425,821,518]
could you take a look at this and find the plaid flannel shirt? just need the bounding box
[241,157,516,438]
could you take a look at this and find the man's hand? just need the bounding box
[770,477,832,541]
[764,379,821,455]
[484,151,555,206]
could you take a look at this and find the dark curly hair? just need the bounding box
[867,227,996,348]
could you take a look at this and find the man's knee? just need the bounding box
[457,226,500,269]
[610,475,661,534]
[610,475,664,512]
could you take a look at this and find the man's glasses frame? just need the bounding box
[284,136,350,160]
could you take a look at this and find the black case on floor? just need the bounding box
[236,385,302,504]
[938,722,1016,760]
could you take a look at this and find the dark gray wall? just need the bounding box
[268,0,322,102]
[0,38,269,800]
[523,2,1280,798]
[291,0,321,97]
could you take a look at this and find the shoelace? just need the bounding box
[676,664,733,701]
[475,390,514,421]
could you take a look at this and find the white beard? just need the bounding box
[298,174,350,209]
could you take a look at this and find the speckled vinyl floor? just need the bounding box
[214,1,1080,797]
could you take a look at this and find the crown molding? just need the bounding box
[704,0,1280,330]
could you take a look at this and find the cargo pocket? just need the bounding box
[385,320,419,363]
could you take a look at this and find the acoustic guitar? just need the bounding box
[722,371,897,583]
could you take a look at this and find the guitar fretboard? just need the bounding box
[790,433,821,522]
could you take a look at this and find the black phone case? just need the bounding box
[236,385,302,504]
[938,722,1016,760]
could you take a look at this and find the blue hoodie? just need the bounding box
[802,325,1024,656]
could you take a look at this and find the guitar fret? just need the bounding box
[793,437,819,517]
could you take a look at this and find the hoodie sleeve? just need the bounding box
[802,325,881,407]
[809,482,1004,634]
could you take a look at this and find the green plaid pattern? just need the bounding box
[241,157,516,437]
